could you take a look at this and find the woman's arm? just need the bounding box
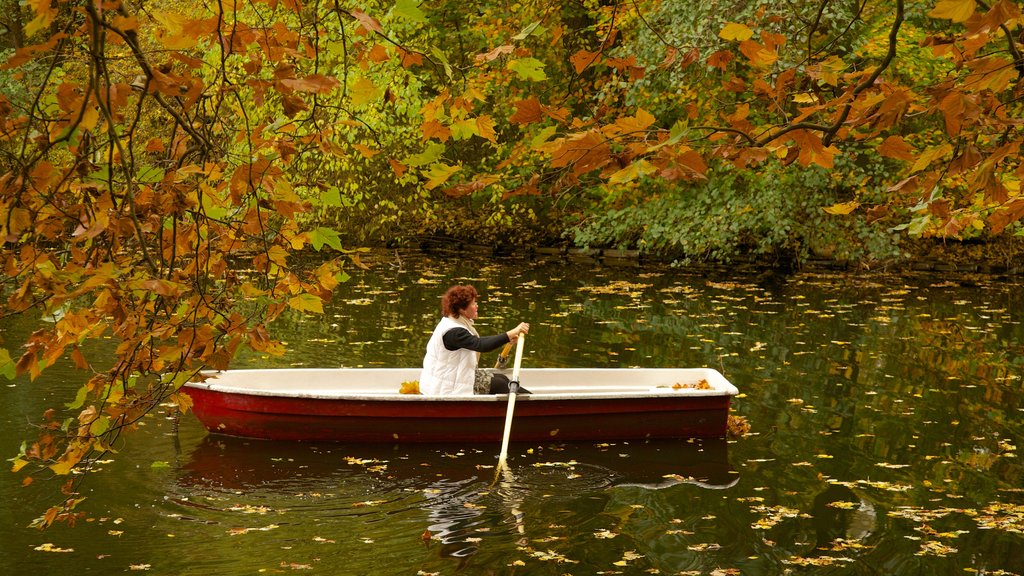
[442,328,510,352]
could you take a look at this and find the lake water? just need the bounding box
[2,250,1023,575]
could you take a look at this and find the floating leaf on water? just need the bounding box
[34,543,74,553]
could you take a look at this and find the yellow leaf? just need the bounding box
[350,77,378,107]
[823,201,860,215]
[792,93,816,103]
[719,22,754,41]
[608,160,654,184]
[287,293,324,314]
[929,0,977,22]
[153,12,198,50]
[424,163,461,189]
[24,0,56,37]
[476,115,498,143]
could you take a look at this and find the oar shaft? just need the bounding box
[509,332,524,381]
[496,334,525,471]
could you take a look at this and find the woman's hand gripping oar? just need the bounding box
[495,334,525,477]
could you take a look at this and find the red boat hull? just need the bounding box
[184,387,732,442]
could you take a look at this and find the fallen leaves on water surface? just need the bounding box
[783,555,856,566]
[34,543,73,553]
[128,564,151,571]
[612,550,644,566]
[352,500,388,508]
[687,542,722,552]
[916,540,958,556]
[580,280,651,298]
[227,524,279,535]
[529,549,579,564]
[343,456,389,473]
[749,505,805,530]
[227,504,274,514]
[593,529,618,539]
[280,562,314,570]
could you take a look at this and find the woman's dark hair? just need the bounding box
[442,285,478,317]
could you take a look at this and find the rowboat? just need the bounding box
[183,367,739,443]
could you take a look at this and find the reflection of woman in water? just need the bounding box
[422,473,527,564]
[424,477,487,559]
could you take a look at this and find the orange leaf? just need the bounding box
[570,49,601,73]
[351,9,384,33]
[278,75,340,94]
[707,50,734,70]
[389,159,408,178]
[421,119,451,142]
[739,40,778,67]
[475,115,498,143]
[878,135,915,161]
[476,45,515,63]
[396,47,423,68]
[939,92,973,136]
[789,130,837,168]
[70,347,90,371]
[367,44,390,62]
[510,97,544,125]
[989,198,1024,234]
[352,144,379,158]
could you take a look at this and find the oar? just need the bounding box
[494,342,513,369]
[495,334,525,474]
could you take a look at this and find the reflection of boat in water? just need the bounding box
[176,436,738,566]
[177,435,737,492]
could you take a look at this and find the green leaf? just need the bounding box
[89,416,110,436]
[513,21,544,41]
[0,348,14,379]
[151,461,170,470]
[507,58,547,81]
[531,126,557,147]
[423,163,461,189]
[393,0,426,22]
[66,386,89,410]
[321,186,342,207]
[310,227,343,251]
[137,166,165,183]
[450,118,478,141]
[405,143,446,167]
[430,46,453,79]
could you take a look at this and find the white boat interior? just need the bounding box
[188,368,739,401]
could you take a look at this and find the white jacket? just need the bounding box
[420,316,478,395]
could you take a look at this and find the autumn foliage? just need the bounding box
[1,0,1023,526]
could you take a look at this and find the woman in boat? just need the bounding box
[420,284,529,395]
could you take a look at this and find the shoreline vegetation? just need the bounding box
[388,235,1024,276]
